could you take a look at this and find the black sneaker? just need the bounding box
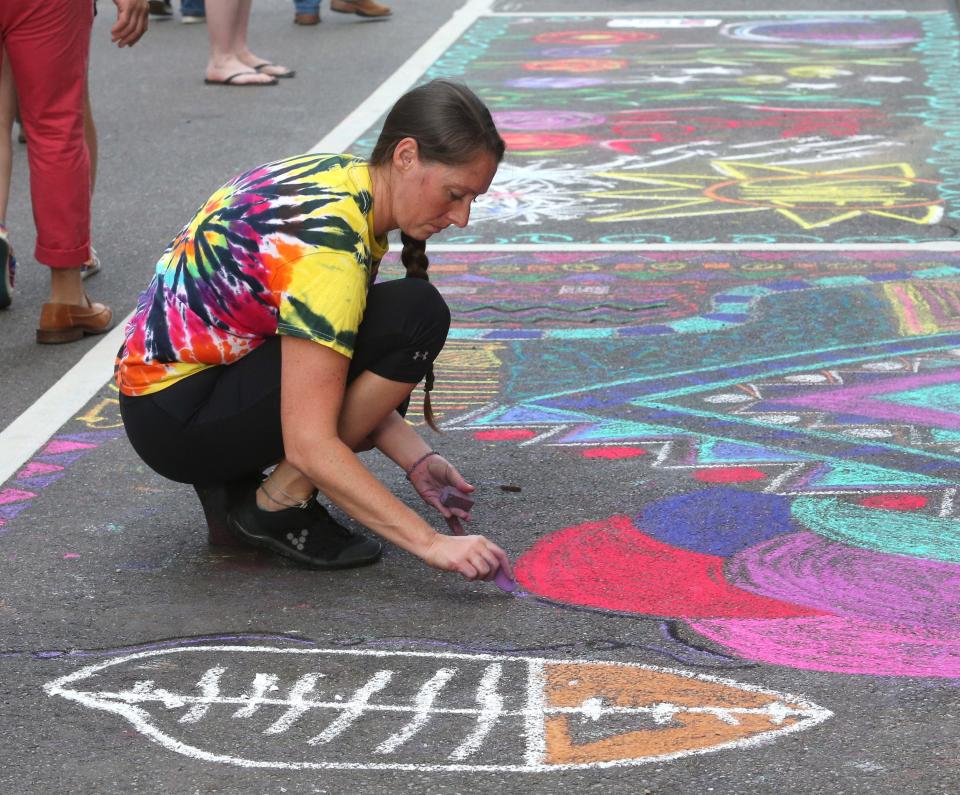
[228,490,382,569]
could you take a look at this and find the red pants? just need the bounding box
[0,0,92,268]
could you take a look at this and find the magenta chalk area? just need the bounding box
[725,531,960,629]
[690,616,960,677]
[514,515,821,619]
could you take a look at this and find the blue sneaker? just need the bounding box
[0,229,14,310]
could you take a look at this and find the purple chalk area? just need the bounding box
[725,531,960,629]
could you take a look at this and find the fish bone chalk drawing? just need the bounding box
[44,645,831,772]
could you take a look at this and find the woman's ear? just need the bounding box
[392,137,419,172]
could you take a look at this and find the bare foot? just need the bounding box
[206,56,277,85]
[239,51,295,78]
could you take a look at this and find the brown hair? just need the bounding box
[371,80,505,431]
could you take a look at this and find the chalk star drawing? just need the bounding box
[585,162,943,228]
[45,645,831,771]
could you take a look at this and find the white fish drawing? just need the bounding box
[44,645,832,772]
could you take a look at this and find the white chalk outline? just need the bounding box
[44,644,833,773]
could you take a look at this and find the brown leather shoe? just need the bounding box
[294,11,320,24]
[330,0,390,17]
[37,294,114,344]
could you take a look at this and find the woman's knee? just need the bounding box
[366,277,451,346]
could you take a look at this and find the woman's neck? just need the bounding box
[368,164,394,238]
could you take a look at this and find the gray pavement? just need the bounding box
[3,1,960,793]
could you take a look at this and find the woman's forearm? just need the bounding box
[368,409,432,472]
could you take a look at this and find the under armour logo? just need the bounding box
[412,351,430,361]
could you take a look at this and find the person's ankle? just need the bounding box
[48,267,86,305]
[256,482,316,512]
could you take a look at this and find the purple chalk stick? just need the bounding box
[440,486,475,513]
[495,567,520,594]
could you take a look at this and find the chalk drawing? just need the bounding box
[450,334,960,676]
[45,645,831,771]
[720,19,923,48]
[374,251,960,341]
[381,10,955,244]
[882,281,960,335]
[0,423,122,532]
[586,162,943,229]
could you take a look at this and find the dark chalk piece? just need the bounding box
[439,486,475,513]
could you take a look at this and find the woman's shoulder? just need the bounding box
[234,152,367,191]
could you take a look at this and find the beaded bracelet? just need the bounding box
[405,450,440,480]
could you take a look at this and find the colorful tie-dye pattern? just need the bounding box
[116,153,388,396]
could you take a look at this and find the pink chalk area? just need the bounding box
[41,440,95,455]
[581,446,647,459]
[690,616,960,677]
[473,429,537,442]
[514,515,821,619]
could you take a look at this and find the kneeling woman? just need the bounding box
[116,80,511,583]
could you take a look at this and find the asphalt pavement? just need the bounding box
[3,1,960,792]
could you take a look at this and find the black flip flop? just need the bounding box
[204,71,279,87]
[253,62,296,79]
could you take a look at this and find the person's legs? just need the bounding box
[83,82,96,193]
[4,0,90,274]
[80,78,102,279]
[293,0,320,25]
[204,0,275,85]
[2,0,112,335]
[180,0,205,21]
[119,338,379,563]
[0,49,14,309]
[0,49,15,224]
[234,0,294,78]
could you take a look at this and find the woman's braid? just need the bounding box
[401,232,440,432]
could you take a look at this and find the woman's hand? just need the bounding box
[408,454,474,534]
[421,533,514,582]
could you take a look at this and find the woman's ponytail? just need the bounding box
[400,232,440,432]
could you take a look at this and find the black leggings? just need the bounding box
[120,278,450,486]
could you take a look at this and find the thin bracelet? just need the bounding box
[405,450,439,480]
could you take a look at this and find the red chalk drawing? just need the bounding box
[533,30,659,45]
[515,515,822,619]
[501,132,594,152]
[581,446,647,459]
[523,58,628,73]
[858,494,928,511]
[693,467,768,483]
[474,429,538,442]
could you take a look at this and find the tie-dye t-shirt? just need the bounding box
[116,153,388,396]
